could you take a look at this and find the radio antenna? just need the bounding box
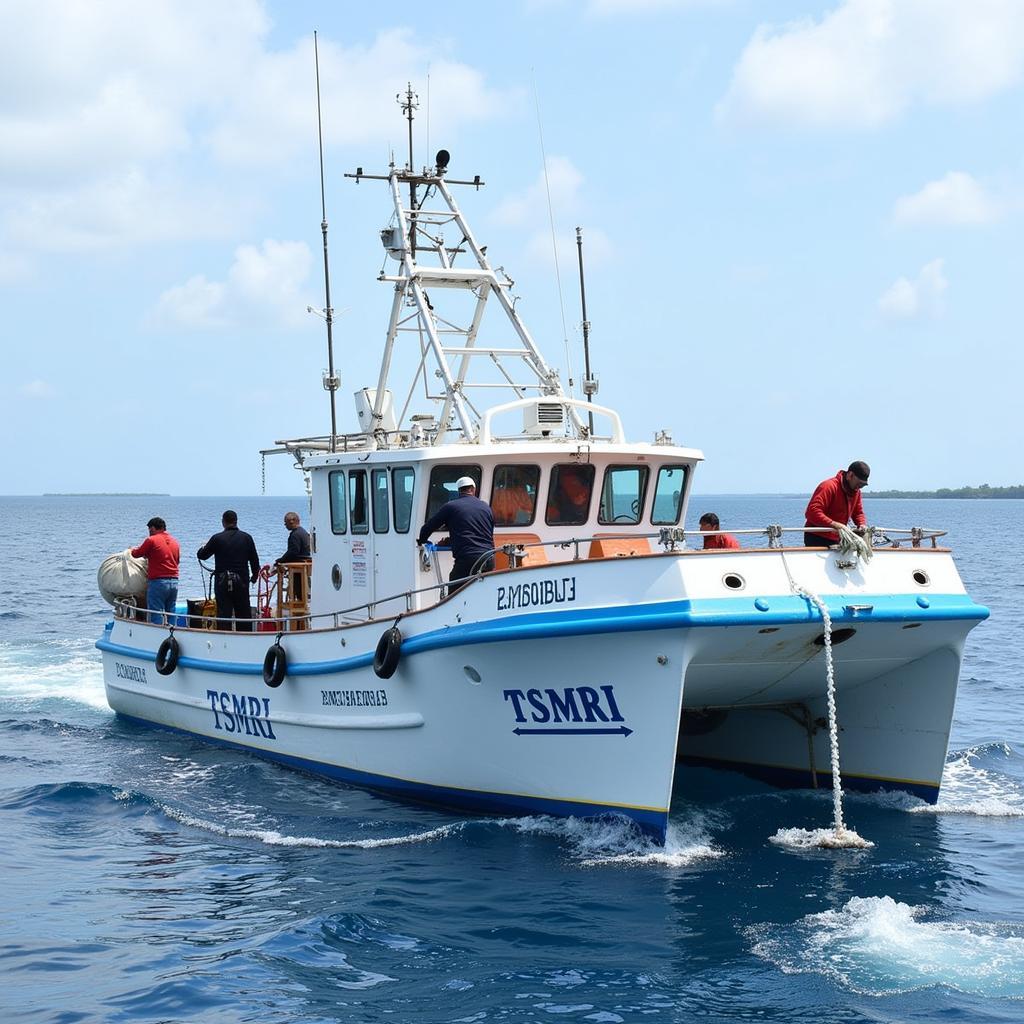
[576,226,597,436]
[314,30,339,451]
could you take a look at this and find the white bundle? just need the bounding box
[97,549,149,605]
[835,524,873,562]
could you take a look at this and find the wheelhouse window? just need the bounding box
[545,464,595,526]
[349,469,369,534]
[651,465,688,525]
[372,469,389,533]
[426,465,482,519]
[598,465,649,526]
[329,470,347,534]
[392,467,415,533]
[491,464,540,527]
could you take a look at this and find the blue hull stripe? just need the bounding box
[114,712,669,838]
[97,592,988,677]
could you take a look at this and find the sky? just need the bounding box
[2,0,1022,496]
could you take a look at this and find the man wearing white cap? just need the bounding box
[417,474,495,595]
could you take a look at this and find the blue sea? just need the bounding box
[2,494,1023,1023]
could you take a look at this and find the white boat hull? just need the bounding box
[99,547,987,840]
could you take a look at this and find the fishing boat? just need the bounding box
[97,93,988,841]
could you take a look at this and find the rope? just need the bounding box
[835,524,873,562]
[776,549,872,849]
[791,583,846,835]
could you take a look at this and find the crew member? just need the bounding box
[698,512,741,549]
[418,476,495,595]
[804,461,870,547]
[131,516,181,624]
[197,510,261,630]
[275,511,312,601]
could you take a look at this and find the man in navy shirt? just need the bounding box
[418,476,495,595]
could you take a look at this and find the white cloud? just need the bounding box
[718,0,1024,129]
[4,167,237,253]
[893,171,1001,226]
[878,258,948,319]
[491,157,585,228]
[153,239,315,329]
[489,157,612,269]
[0,6,508,270]
[20,379,56,399]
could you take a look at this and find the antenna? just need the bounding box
[314,31,339,451]
[576,226,597,436]
[532,75,574,396]
[398,84,419,258]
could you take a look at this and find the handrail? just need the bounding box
[479,395,625,443]
[111,523,951,630]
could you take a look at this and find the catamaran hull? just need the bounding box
[98,548,987,840]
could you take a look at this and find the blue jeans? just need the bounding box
[147,578,179,625]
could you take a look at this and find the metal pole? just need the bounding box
[576,227,595,435]
[314,32,338,451]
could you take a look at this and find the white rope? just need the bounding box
[793,585,846,832]
[835,524,873,562]
[773,551,872,849]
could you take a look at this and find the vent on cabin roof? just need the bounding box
[523,402,565,436]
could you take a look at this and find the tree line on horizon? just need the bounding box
[870,483,1024,499]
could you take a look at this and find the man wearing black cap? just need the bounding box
[804,461,870,547]
[417,475,495,595]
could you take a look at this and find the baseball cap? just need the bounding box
[455,475,476,490]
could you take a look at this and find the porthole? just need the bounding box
[902,623,922,630]
[723,573,745,591]
[814,627,856,647]
[463,665,482,684]
[912,570,930,587]
[331,564,343,590]
[758,627,779,634]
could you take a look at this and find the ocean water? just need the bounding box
[1,494,1022,1024]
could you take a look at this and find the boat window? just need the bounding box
[426,465,482,519]
[348,469,369,534]
[545,464,595,526]
[392,467,415,533]
[372,469,389,533]
[651,465,688,525]
[329,470,347,534]
[491,464,540,527]
[598,465,649,525]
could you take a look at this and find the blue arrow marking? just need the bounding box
[512,725,633,737]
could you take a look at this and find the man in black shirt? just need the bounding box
[197,510,261,631]
[275,512,311,565]
[275,511,312,601]
[418,476,495,595]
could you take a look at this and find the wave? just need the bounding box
[0,639,109,711]
[496,813,724,868]
[750,895,1024,998]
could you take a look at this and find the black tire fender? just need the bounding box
[263,642,287,688]
[373,626,402,679]
[155,636,180,676]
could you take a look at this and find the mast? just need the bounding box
[576,226,597,436]
[314,32,339,450]
[399,84,418,260]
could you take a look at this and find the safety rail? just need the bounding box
[111,523,949,631]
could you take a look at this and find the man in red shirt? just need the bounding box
[699,512,741,549]
[131,517,181,624]
[804,461,870,547]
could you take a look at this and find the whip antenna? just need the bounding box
[576,226,597,435]
[314,31,339,451]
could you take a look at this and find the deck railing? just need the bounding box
[111,523,948,632]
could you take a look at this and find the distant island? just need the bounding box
[870,484,1024,499]
[43,492,171,497]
